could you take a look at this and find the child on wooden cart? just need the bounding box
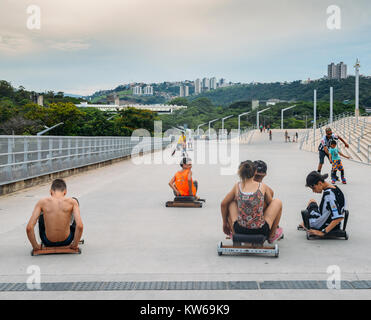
[300,171,346,237]
[168,157,198,198]
[220,161,283,243]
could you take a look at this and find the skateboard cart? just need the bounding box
[31,240,85,256]
[166,196,205,208]
[217,234,279,258]
[300,209,349,240]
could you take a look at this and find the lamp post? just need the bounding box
[257,108,270,129]
[208,119,219,140]
[37,122,64,136]
[197,123,207,137]
[238,112,250,135]
[281,105,297,129]
[221,115,233,137]
[313,90,317,148]
[354,59,360,121]
[330,87,333,124]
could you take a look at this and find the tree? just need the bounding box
[113,107,158,136]
[167,97,189,106]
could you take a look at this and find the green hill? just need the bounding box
[191,77,371,108]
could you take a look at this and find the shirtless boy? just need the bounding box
[26,179,84,250]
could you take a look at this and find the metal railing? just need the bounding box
[0,135,171,185]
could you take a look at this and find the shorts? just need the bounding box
[173,181,198,196]
[319,150,329,164]
[332,160,344,171]
[38,214,75,247]
[233,221,270,238]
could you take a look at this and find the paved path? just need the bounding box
[0,130,371,299]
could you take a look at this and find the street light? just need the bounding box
[37,122,64,136]
[354,58,360,121]
[281,105,296,129]
[313,90,317,148]
[257,108,270,129]
[238,112,251,135]
[197,123,207,137]
[221,115,234,135]
[208,118,219,140]
[330,87,333,124]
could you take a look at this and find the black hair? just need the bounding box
[253,160,267,174]
[51,179,67,192]
[330,140,337,146]
[305,171,328,188]
[238,160,256,181]
[180,157,192,168]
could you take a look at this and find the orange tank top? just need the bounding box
[174,169,196,196]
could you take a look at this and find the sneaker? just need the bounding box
[342,178,347,184]
[331,179,336,184]
[268,227,283,243]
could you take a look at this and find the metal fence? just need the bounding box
[0,136,171,185]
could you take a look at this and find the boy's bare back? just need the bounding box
[39,197,76,242]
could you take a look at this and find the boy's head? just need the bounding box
[330,140,337,148]
[50,179,67,195]
[180,157,192,169]
[253,160,267,182]
[305,171,328,193]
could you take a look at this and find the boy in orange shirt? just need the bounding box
[169,157,198,198]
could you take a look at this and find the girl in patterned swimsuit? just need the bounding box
[221,160,283,243]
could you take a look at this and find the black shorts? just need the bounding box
[319,150,329,164]
[38,214,75,247]
[233,221,270,238]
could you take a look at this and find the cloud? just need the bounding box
[0,32,35,55]
[49,40,91,52]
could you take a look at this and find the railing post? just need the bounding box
[7,137,13,180]
[357,137,360,153]
[37,136,42,172]
[23,137,28,176]
[68,138,71,168]
[59,137,63,169]
[48,138,53,171]
[76,138,79,165]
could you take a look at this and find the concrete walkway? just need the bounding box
[0,130,370,299]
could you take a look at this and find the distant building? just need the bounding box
[194,79,202,95]
[133,86,143,96]
[266,99,281,106]
[337,62,347,79]
[210,77,217,90]
[76,102,187,114]
[202,78,210,91]
[219,78,227,87]
[252,100,259,110]
[143,86,153,96]
[30,93,44,106]
[328,62,347,80]
[179,85,189,97]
